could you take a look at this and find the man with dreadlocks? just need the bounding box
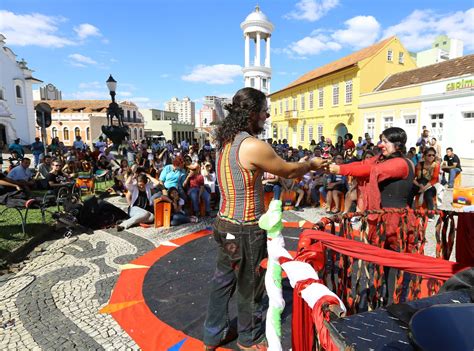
[203,87,328,351]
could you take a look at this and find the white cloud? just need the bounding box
[383,8,474,51]
[68,53,97,67]
[0,10,74,47]
[286,34,342,58]
[284,0,339,22]
[78,81,102,89]
[74,23,101,40]
[67,90,108,100]
[182,64,242,85]
[332,16,381,48]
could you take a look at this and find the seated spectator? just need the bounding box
[150,148,168,178]
[47,160,74,191]
[262,171,282,200]
[441,147,462,188]
[162,187,197,226]
[95,155,112,179]
[62,160,79,179]
[344,133,355,157]
[325,155,347,214]
[6,157,35,193]
[117,173,161,231]
[280,177,305,211]
[159,156,186,198]
[309,170,325,207]
[188,145,200,163]
[201,161,219,207]
[322,138,334,159]
[34,155,52,189]
[8,150,22,172]
[184,162,211,218]
[335,136,344,155]
[411,147,440,219]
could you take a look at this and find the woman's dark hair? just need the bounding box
[382,127,407,156]
[167,187,178,197]
[424,147,436,156]
[215,87,267,150]
[137,173,148,183]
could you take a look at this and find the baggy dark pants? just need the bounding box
[203,217,267,347]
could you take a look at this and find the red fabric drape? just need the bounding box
[298,230,469,280]
[456,212,474,266]
[292,279,318,351]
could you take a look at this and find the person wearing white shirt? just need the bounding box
[7,158,34,192]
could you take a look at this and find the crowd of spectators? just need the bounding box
[0,126,464,228]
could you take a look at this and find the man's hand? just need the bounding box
[309,157,329,170]
[329,164,340,174]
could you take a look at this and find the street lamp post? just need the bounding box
[101,74,129,150]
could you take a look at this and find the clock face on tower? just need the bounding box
[46,84,56,99]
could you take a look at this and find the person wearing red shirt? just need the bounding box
[343,133,356,156]
[329,127,415,252]
[184,162,210,217]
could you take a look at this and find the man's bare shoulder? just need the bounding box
[240,136,270,153]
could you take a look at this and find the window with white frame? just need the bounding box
[262,79,267,88]
[309,91,314,109]
[317,124,324,140]
[318,88,324,108]
[300,125,305,142]
[463,112,474,119]
[365,117,375,138]
[300,94,305,110]
[430,114,444,141]
[383,116,394,129]
[52,127,58,139]
[399,52,404,64]
[292,96,297,110]
[250,78,255,87]
[387,49,393,62]
[279,100,283,114]
[274,107,277,115]
[308,125,314,141]
[404,115,416,124]
[345,80,353,104]
[86,127,90,140]
[332,84,339,106]
[285,98,289,112]
[74,127,81,137]
[285,127,289,140]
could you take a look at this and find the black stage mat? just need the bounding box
[143,227,302,350]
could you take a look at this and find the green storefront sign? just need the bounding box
[446,79,473,91]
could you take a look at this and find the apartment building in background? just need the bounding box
[164,97,195,125]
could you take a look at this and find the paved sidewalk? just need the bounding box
[0,191,457,349]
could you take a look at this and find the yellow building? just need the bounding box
[269,36,416,148]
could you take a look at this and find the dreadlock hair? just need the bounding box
[214,87,266,150]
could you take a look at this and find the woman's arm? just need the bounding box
[430,163,440,185]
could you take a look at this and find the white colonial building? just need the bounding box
[0,34,42,145]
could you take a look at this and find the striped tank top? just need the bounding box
[217,132,264,225]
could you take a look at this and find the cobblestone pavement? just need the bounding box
[0,191,459,349]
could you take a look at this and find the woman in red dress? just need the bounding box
[329,127,415,252]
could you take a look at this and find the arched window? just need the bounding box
[74,127,81,137]
[63,127,69,141]
[86,127,90,140]
[139,129,143,139]
[133,128,138,140]
[52,127,58,138]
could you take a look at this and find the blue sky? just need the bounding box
[1,0,473,111]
